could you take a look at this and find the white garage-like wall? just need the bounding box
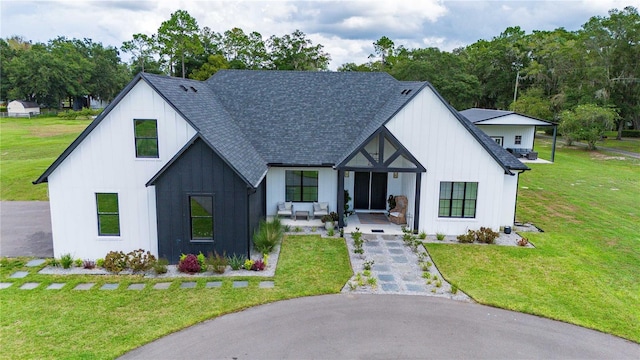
[476,125,536,150]
[386,87,518,235]
[46,80,197,260]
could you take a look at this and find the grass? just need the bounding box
[426,139,640,343]
[0,235,353,359]
[0,117,91,200]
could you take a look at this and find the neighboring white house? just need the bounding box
[8,100,40,117]
[35,71,530,263]
[460,108,557,162]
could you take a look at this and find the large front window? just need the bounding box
[96,193,120,236]
[134,119,159,158]
[285,170,318,202]
[438,182,477,218]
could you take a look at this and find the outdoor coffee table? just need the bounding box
[294,211,310,220]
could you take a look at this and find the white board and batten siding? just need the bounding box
[47,80,197,260]
[385,87,519,235]
[265,167,337,216]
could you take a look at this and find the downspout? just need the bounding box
[337,169,345,228]
[512,170,527,225]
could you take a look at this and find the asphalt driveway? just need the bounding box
[120,294,639,359]
[0,201,53,257]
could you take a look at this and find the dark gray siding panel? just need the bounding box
[248,179,266,252]
[155,138,251,264]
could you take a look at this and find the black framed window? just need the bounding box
[285,170,318,202]
[515,135,522,145]
[134,119,158,158]
[438,182,477,218]
[96,193,120,236]
[190,195,213,241]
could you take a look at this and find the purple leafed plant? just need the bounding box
[251,259,266,271]
[178,254,201,274]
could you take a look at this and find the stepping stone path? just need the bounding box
[20,282,39,290]
[180,282,196,289]
[154,282,172,290]
[233,281,248,288]
[74,283,95,290]
[259,281,274,288]
[1,259,279,292]
[26,259,46,267]
[10,271,29,279]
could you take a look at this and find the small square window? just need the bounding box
[515,135,522,145]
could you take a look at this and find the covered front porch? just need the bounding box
[274,212,405,235]
[336,127,426,232]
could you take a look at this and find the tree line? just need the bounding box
[1,7,637,137]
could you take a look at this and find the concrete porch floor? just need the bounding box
[271,212,405,235]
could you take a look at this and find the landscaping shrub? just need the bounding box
[82,260,96,269]
[457,230,476,243]
[74,258,83,267]
[621,130,640,138]
[95,258,104,268]
[244,259,254,270]
[251,259,266,271]
[419,231,427,239]
[153,258,169,274]
[60,253,74,269]
[476,227,499,244]
[436,233,446,241]
[517,237,529,247]
[227,253,245,270]
[126,249,156,273]
[206,251,228,274]
[103,251,127,273]
[352,227,364,254]
[197,252,207,272]
[178,254,201,274]
[253,219,284,254]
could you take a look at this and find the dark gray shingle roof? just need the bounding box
[206,70,405,165]
[35,71,528,186]
[460,108,554,125]
[141,73,267,187]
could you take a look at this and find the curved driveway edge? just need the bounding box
[0,201,53,258]
[120,294,639,359]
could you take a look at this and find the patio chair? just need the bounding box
[312,202,329,219]
[389,195,407,225]
[276,201,294,219]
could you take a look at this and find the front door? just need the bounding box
[354,172,387,210]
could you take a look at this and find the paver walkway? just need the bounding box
[342,233,471,301]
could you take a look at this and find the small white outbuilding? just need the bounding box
[7,100,40,117]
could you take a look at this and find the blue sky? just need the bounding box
[1,0,638,69]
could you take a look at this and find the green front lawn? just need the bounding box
[426,139,640,343]
[0,235,353,359]
[0,117,91,200]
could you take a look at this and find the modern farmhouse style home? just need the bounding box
[35,70,529,263]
